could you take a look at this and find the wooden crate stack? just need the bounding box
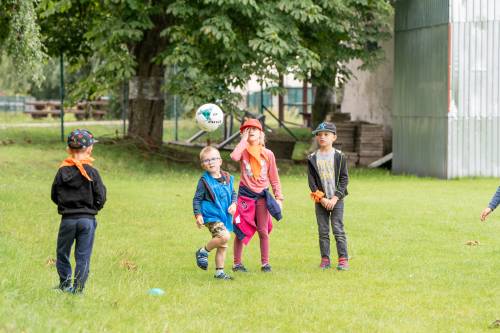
[328,112,355,153]
[323,112,385,168]
[333,122,356,153]
[356,122,384,167]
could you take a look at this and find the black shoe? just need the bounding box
[261,264,272,273]
[232,264,248,272]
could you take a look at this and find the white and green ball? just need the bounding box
[195,103,224,132]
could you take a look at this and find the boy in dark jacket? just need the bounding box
[307,122,349,270]
[51,129,106,293]
[193,146,236,280]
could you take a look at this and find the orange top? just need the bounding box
[59,157,94,181]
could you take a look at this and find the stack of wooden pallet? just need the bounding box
[333,122,357,153]
[356,122,384,167]
[312,111,386,168]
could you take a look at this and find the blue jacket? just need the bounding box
[192,171,236,231]
[488,186,500,210]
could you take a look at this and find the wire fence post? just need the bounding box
[59,53,65,142]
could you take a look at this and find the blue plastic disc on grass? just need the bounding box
[148,288,165,296]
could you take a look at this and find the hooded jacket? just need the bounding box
[51,165,107,217]
[307,149,349,200]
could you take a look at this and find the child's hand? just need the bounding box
[320,197,331,210]
[276,199,283,211]
[241,128,250,142]
[228,203,237,215]
[195,215,204,228]
[330,196,339,209]
[321,197,337,210]
[480,207,492,221]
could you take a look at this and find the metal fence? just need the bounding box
[0,96,30,112]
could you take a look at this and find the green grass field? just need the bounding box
[1,125,500,332]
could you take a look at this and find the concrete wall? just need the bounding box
[340,37,394,151]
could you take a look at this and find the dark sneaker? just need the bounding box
[232,264,248,272]
[320,257,331,269]
[261,264,272,273]
[67,286,84,294]
[53,280,71,292]
[336,258,349,271]
[214,271,233,280]
[195,248,208,270]
[53,285,72,293]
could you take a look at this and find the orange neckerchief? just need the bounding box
[60,156,94,181]
[246,145,269,179]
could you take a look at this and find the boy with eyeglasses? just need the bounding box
[192,146,237,280]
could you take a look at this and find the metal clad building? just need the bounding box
[394,0,500,178]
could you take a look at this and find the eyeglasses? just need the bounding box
[202,157,221,164]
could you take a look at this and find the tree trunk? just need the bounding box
[311,84,336,128]
[127,16,168,147]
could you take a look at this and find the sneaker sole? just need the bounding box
[195,251,208,270]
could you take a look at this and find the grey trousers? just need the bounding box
[315,201,348,259]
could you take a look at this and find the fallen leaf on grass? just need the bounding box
[465,240,480,246]
[120,259,138,271]
[46,258,56,267]
[489,319,500,329]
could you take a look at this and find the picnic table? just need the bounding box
[25,101,60,118]
[74,101,108,120]
[25,100,108,120]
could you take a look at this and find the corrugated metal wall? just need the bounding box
[393,0,450,177]
[394,0,500,178]
[395,0,449,30]
[448,0,500,177]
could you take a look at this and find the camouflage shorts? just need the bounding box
[205,222,229,247]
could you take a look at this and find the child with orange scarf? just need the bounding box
[51,129,107,293]
[230,119,283,273]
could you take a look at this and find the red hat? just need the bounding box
[240,118,263,133]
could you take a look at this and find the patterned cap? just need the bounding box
[67,129,97,149]
[312,122,336,135]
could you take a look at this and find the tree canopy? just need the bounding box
[0,0,392,144]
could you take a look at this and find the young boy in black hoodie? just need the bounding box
[51,129,106,293]
[307,122,349,270]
